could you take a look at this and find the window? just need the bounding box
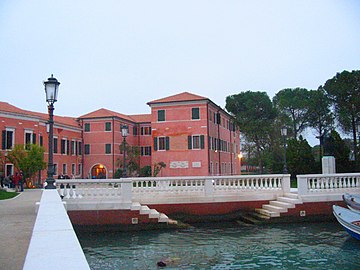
[154,136,169,151]
[141,126,151,135]
[39,135,43,147]
[105,122,112,131]
[2,129,14,150]
[78,164,82,175]
[24,130,35,148]
[141,146,151,156]
[61,139,68,155]
[157,110,165,122]
[53,164,58,176]
[5,164,14,177]
[78,141,82,155]
[85,144,90,155]
[133,126,138,136]
[192,108,200,120]
[71,140,76,155]
[105,144,111,154]
[53,138,58,153]
[84,123,90,132]
[71,164,76,175]
[62,164,67,175]
[188,135,205,149]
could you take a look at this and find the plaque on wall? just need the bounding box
[170,161,189,168]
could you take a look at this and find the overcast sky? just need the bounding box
[1,1,359,143]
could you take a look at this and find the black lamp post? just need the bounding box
[281,126,288,174]
[121,125,128,178]
[44,74,60,189]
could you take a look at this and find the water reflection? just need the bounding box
[77,222,360,270]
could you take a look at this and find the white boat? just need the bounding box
[333,205,360,240]
[342,193,360,213]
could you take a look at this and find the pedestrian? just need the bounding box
[13,172,21,192]
[19,171,25,192]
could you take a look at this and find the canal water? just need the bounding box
[77,222,360,270]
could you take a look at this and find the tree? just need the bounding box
[287,136,316,177]
[6,144,46,183]
[323,70,360,170]
[226,91,277,173]
[330,130,352,173]
[307,86,334,156]
[273,88,311,139]
[153,162,166,177]
[117,142,140,176]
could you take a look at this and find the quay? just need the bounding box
[1,172,358,269]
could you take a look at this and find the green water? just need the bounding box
[78,222,360,270]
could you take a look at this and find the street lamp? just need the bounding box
[44,74,60,189]
[121,125,129,178]
[281,126,288,174]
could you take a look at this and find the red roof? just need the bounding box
[147,92,208,105]
[79,108,151,123]
[0,101,79,128]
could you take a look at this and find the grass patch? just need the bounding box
[0,189,19,200]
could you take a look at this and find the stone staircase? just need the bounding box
[255,193,303,218]
[131,202,178,224]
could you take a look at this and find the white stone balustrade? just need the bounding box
[56,174,291,205]
[297,173,360,196]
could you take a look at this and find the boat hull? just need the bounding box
[333,205,360,241]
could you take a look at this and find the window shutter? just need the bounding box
[216,113,221,124]
[188,136,192,149]
[67,140,70,155]
[33,133,36,144]
[165,137,170,150]
[2,130,6,149]
[200,135,205,149]
[154,137,158,151]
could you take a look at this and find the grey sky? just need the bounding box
[1,1,359,144]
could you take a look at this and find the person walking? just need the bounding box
[13,172,21,192]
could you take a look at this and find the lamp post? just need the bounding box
[121,125,128,178]
[44,74,60,189]
[281,126,288,174]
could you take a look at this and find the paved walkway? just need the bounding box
[0,189,43,270]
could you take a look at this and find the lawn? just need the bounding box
[0,189,19,200]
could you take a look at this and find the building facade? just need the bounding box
[0,92,241,183]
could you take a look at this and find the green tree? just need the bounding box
[323,70,360,169]
[226,91,277,173]
[287,136,316,177]
[153,162,166,177]
[273,88,311,139]
[117,142,140,177]
[307,86,334,156]
[330,130,352,173]
[6,144,46,182]
[140,165,152,177]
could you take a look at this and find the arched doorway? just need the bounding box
[91,164,107,179]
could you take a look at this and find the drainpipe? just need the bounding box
[206,103,210,175]
[112,117,115,179]
[217,110,221,175]
[230,121,233,175]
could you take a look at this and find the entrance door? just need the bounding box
[91,164,106,179]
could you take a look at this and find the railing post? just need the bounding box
[297,175,308,195]
[122,179,133,203]
[282,174,291,194]
[205,178,214,196]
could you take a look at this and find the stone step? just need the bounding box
[270,200,295,209]
[159,213,169,223]
[255,208,280,217]
[149,209,160,219]
[131,202,141,211]
[140,205,150,214]
[263,204,288,213]
[284,193,300,199]
[277,196,302,204]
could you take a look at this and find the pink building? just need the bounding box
[0,92,241,183]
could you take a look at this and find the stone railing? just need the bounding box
[297,173,360,196]
[23,189,90,270]
[56,174,290,204]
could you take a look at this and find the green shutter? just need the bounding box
[33,133,36,144]
[154,137,158,151]
[165,137,170,150]
[200,135,205,149]
[188,136,192,149]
